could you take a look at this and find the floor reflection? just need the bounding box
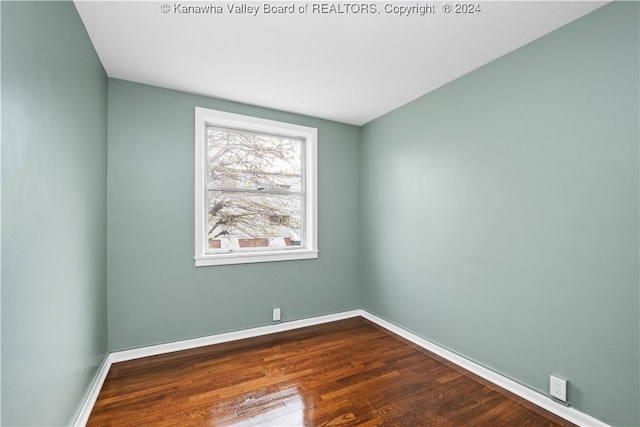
[213,386,306,426]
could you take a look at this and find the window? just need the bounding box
[195,107,318,266]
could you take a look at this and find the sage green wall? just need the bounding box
[107,79,361,351]
[361,3,639,426]
[0,1,4,422]
[1,2,108,426]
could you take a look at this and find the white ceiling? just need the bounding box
[74,1,607,126]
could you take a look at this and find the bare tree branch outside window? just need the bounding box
[206,126,304,251]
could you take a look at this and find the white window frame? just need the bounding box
[195,107,318,266]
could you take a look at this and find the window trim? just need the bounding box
[194,107,318,266]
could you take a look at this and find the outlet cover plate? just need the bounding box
[272,308,281,322]
[550,375,567,402]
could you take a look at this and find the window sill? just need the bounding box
[195,249,318,267]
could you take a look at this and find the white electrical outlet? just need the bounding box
[272,308,281,322]
[550,375,567,402]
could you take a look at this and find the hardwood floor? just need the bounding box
[87,317,575,426]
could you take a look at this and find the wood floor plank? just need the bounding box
[87,317,575,426]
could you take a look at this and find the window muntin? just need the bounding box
[195,108,317,266]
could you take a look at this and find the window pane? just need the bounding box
[207,126,303,192]
[207,190,303,252]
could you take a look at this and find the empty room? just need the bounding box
[1,1,638,426]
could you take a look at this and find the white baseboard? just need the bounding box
[108,310,362,363]
[74,309,609,427]
[73,354,113,427]
[359,311,609,427]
